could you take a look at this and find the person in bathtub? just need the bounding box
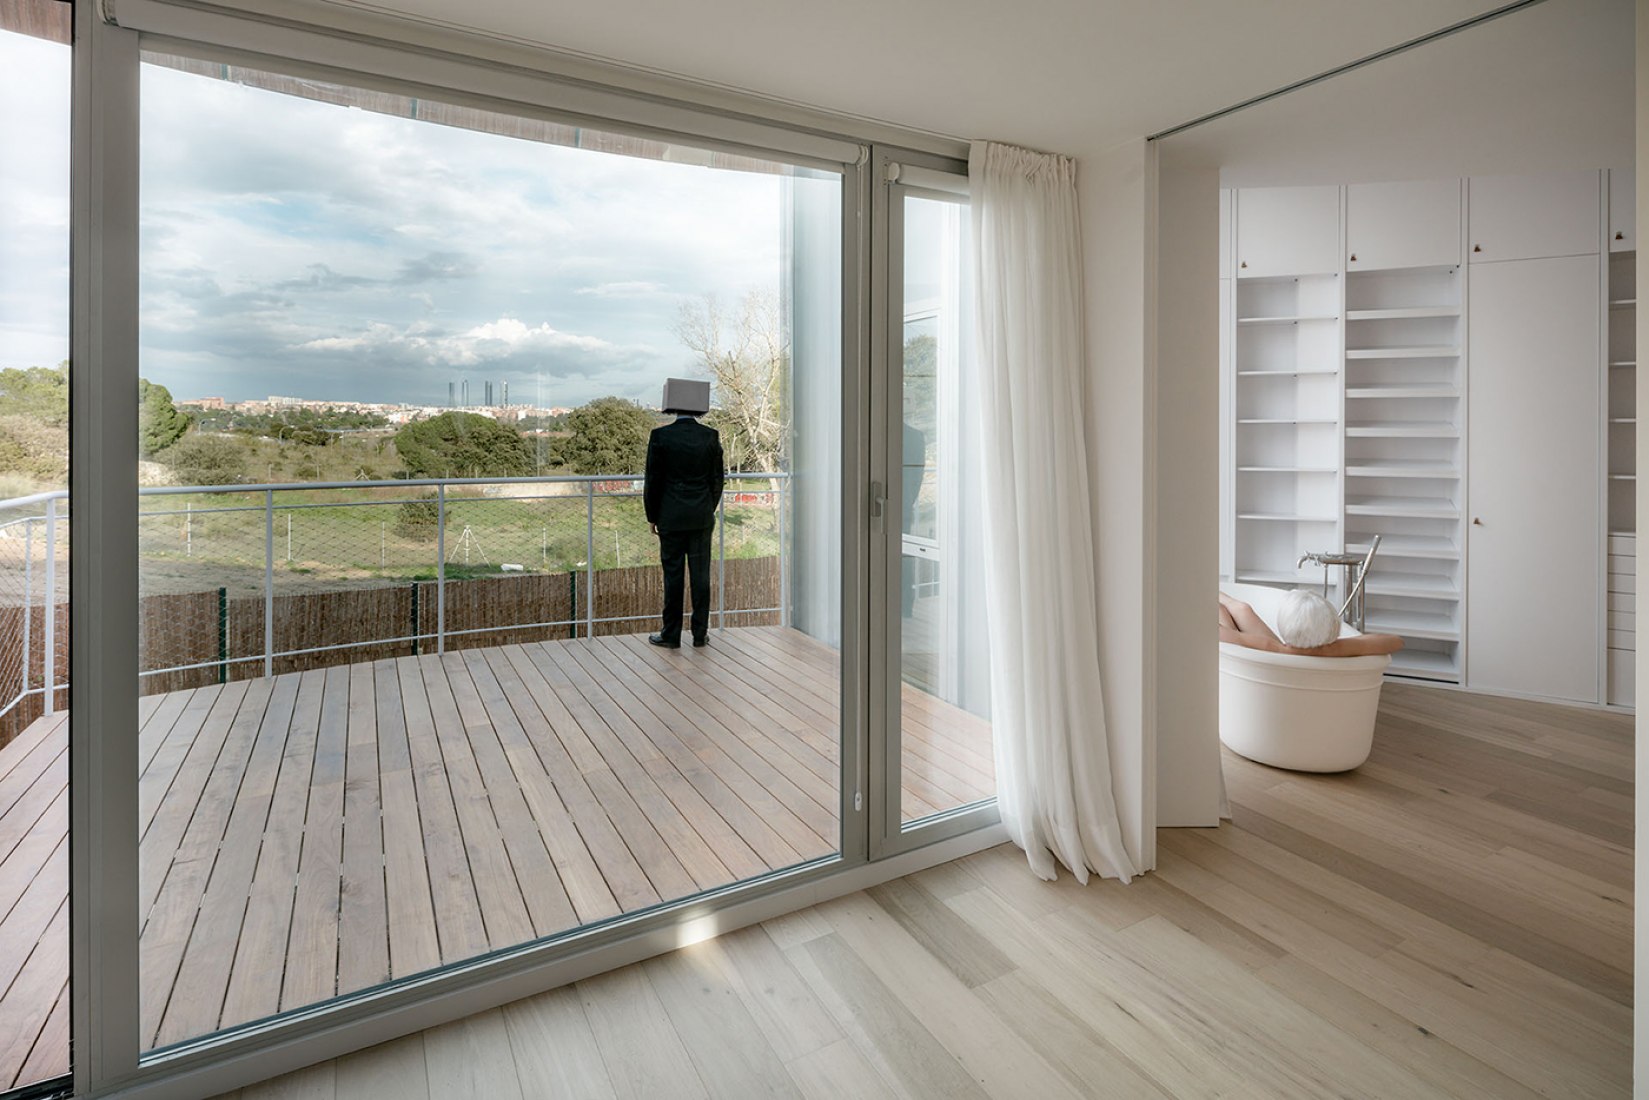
[1219,590,1403,657]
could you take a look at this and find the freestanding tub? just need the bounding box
[1218,582,1392,773]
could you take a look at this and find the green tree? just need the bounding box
[675,290,786,473]
[555,397,657,476]
[159,434,249,485]
[0,363,69,426]
[140,378,191,456]
[394,412,533,479]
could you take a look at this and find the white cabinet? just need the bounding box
[1219,188,1233,277]
[1467,255,1601,702]
[1609,168,1635,252]
[1468,171,1600,263]
[1234,186,1339,278]
[1346,180,1461,272]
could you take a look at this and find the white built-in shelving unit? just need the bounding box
[1230,273,1343,590]
[1342,264,1465,680]
[1222,171,1634,704]
[1606,167,1635,706]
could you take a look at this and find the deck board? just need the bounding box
[0,625,994,1082]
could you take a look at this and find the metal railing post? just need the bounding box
[717,493,726,630]
[43,499,57,713]
[584,481,595,639]
[776,479,788,628]
[263,490,274,677]
[436,484,447,655]
[22,518,32,710]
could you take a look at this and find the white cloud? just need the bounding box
[575,281,669,298]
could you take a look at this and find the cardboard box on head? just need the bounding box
[662,378,711,416]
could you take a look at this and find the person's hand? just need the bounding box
[650,523,659,536]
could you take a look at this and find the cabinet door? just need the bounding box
[1219,188,1233,278]
[1609,167,1635,252]
[1468,171,1600,263]
[1234,185,1339,278]
[1467,255,1601,702]
[1346,179,1460,271]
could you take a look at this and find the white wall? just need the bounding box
[1153,161,1223,826]
[1078,138,1156,869]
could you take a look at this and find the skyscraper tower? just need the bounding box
[461,379,469,407]
[502,380,508,407]
[485,381,494,407]
[448,381,455,407]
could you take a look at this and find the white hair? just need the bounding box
[1276,589,1342,649]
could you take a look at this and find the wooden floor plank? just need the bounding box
[160,672,303,1045]
[447,651,579,939]
[395,656,490,964]
[144,676,277,1046]
[416,654,535,952]
[337,662,391,998]
[373,661,442,981]
[493,646,655,914]
[279,667,351,1015]
[564,642,775,879]
[590,637,812,870]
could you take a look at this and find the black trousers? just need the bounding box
[658,526,712,641]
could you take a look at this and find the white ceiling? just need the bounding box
[326,0,1525,154]
[1163,0,1633,186]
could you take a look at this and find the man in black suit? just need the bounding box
[644,379,724,649]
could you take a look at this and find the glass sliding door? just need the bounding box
[0,1,72,1094]
[135,50,844,1049]
[876,159,996,852]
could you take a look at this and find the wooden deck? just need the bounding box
[0,626,994,1086]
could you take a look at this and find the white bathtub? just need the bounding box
[1218,582,1391,773]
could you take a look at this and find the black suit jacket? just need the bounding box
[644,417,725,532]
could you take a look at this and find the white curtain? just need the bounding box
[969,141,1136,884]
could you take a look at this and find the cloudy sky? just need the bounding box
[2,29,830,409]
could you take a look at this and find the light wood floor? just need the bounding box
[0,626,994,1089]
[219,682,1632,1100]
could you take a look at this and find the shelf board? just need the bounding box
[1364,573,1460,599]
[1610,474,1637,481]
[1612,361,1637,368]
[1236,369,1339,377]
[1345,496,1461,518]
[1345,306,1460,321]
[1611,418,1637,424]
[1236,513,1339,523]
[1236,466,1338,473]
[1386,650,1461,680]
[1345,385,1460,399]
[1363,609,1460,641]
[1611,528,1638,537]
[1345,346,1461,359]
[1611,299,1637,308]
[1346,535,1459,560]
[1345,422,1459,438]
[1345,462,1460,479]
[1237,315,1339,325]
[1237,418,1339,425]
[1233,570,1315,585]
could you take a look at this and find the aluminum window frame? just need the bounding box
[60,6,1004,1096]
[869,146,1000,861]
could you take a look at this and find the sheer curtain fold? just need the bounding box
[969,140,1136,884]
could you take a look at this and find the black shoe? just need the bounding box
[692,635,708,648]
[648,633,681,649]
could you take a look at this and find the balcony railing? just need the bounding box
[0,472,789,731]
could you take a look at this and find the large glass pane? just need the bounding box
[0,2,72,1092]
[137,54,841,1048]
[898,193,994,825]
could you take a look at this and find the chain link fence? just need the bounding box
[0,473,787,743]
